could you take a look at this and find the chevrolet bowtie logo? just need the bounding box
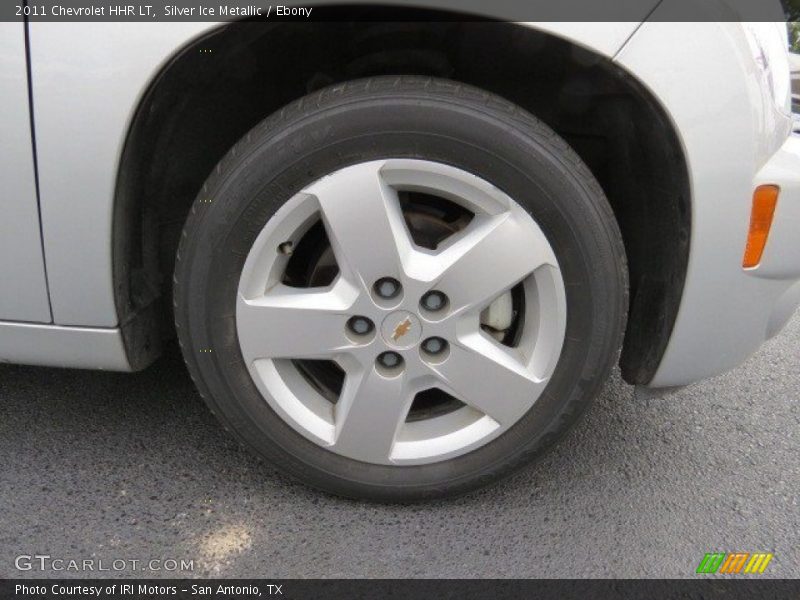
[391,317,412,341]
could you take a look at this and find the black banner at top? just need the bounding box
[3,0,797,22]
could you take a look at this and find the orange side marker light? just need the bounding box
[743,185,779,268]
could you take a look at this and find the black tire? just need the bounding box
[174,76,627,501]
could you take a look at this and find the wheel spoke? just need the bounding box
[428,332,546,426]
[331,366,414,462]
[237,281,356,363]
[432,211,557,313]
[304,161,413,290]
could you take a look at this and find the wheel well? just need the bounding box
[114,14,690,385]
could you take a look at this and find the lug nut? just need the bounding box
[347,316,374,336]
[422,337,448,355]
[421,290,447,311]
[377,351,403,369]
[374,277,402,300]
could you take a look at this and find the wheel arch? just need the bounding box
[113,13,690,384]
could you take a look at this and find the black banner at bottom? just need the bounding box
[3,579,800,600]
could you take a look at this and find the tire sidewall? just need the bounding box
[176,79,626,500]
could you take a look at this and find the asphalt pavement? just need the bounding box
[1,312,798,579]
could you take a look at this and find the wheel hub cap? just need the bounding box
[381,311,422,349]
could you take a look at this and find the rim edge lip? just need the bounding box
[235,159,567,466]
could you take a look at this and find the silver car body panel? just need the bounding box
[616,19,798,387]
[5,11,800,388]
[0,22,50,322]
[28,22,211,326]
[0,320,130,370]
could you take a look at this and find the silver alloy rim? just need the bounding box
[236,159,566,465]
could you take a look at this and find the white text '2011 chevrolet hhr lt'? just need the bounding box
[1,9,799,500]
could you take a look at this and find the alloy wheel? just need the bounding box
[236,159,566,465]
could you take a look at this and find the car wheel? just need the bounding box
[174,76,627,501]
